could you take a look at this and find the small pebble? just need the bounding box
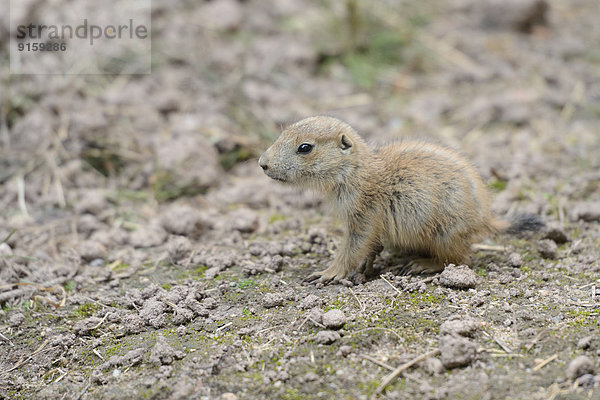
[77,240,106,262]
[543,225,570,244]
[575,374,595,389]
[167,236,192,263]
[299,294,321,310]
[439,334,477,369]
[149,336,183,366]
[499,274,514,284]
[0,243,13,256]
[176,325,187,336]
[303,371,319,382]
[308,307,324,326]
[337,345,352,357]
[75,190,107,215]
[519,311,534,321]
[322,309,346,330]
[220,393,238,400]
[315,330,341,345]
[537,239,557,259]
[439,264,477,289]
[9,313,25,327]
[439,316,479,337]
[262,293,284,308]
[129,225,168,248]
[507,253,523,268]
[422,357,444,375]
[571,202,600,222]
[577,336,594,350]
[470,296,485,307]
[202,298,218,310]
[567,355,595,380]
[90,258,105,267]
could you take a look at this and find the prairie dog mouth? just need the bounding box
[264,171,287,182]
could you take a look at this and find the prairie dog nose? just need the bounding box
[258,154,268,171]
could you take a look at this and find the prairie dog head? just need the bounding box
[258,116,366,188]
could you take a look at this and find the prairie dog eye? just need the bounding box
[297,143,313,154]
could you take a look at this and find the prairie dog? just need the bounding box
[258,116,541,283]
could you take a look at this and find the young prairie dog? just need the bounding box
[258,116,542,284]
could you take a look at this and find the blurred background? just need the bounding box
[1,2,600,398]
[0,0,599,254]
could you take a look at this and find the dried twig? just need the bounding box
[417,274,441,285]
[0,332,14,346]
[107,259,123,270]
[215,322,233,332]
[532,354,558,372]
[472,244,506,252]
[492,336,513,354]
[349,287,365,312]
[579,281,599,290]
[92,313,110,330]
[54,369,67,383]
[379,275,402,296]
[73,380,91,400]
[2,339,50,374]
[82,296,109,309]
[525,329,549,351]
[257,324,285,335]
[309,318,325,328]
[92,349,105,361]
[296,316,311,331]
[361,354,394,371]
[373,348,441,397]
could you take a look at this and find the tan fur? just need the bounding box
[258,116,505,283]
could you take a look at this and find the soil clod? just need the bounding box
[439,264,478,289]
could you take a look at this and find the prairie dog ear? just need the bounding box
[337,133,353,153]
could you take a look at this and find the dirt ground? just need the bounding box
[1,0,600,399]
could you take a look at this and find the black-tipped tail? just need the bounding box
[505,213,545,234]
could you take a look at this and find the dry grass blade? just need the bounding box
[379,275,402,295]
[73,380,91,400]
[1,229,16,244]
[532,354,558,372]
[44,153,66,208]
[361,354,394,371]
[92,313,110,330]
[373,348,441,397]
[17,175,30,219]
[417,274,441,285]
[493,336,513,354]
[0,332,14,346]
[0,282,66,308]
[2,339,50,374]
[349,287,365,312]
[472,244,506,252]
[215,322,233,332]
